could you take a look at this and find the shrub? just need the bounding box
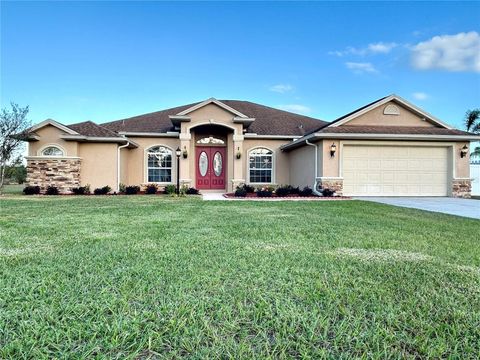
[125,185,140,195]
[46,186,59,195]
[145,184,157,195]
[289,186,301,195]
[299,186,313,197]
[164,184,177,195]
[93,186,111,195]
[322,188,334,197]
[256,188,273,198]
[185,187,199,195]
[237,183,255,193]
[275,185,291,197]
[71,185,89,195]
[234,188,247,197]
[119,183,126,193]
[23,185,40,195]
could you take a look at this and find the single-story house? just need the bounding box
[19,94,479,197]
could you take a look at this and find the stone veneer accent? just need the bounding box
[318,178,343,196]
[451,179,471,198]
[26,158,81,194]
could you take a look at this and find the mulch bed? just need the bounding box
[223,193,351,200]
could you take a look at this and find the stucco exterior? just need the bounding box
[23,96,476,197]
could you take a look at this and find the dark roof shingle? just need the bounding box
[67,121,120,137]
[317,125,472,136]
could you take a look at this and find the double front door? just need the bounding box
[196,146,226,190]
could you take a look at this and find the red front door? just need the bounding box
[196,146,226,190]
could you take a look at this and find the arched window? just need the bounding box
[248,148,273,184]
[147,146,172,182]
[41,146,64,156]
[196,136,225,145]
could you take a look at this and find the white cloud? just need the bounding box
[269,84,293,93]
[278,104,311,114]
[329,42,397,57]
[411,31,480,72]
[368,42,397,54]
[412,92,429,100]
[345,62,377,74]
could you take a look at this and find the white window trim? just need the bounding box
[247,146,275,185]
[144,145,175,184]
[38,144,66,157]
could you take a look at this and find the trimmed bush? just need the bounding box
[322,188,334,197]
[237,184,255,194]
[71,185,90,195]
[164,184,176,195]
[275,185,291,197]
[257,189,273,198]
[93,186,111,195]
[145,184,157,194]
[23,186,40,195]
[234,188,247,197]
[125,186,140,195]
[185,187,199,195]
[45,186,59,195]
[299,186,313,197]
[119,183,126,193]
[289,186,301,195]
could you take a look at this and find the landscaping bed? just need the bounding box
[224,192,350,200]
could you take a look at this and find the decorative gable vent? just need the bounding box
[383,104,400,115]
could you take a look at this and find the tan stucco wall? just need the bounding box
[455,142,470,178]
[122,137,180,186]
[346,101,437,127]
[79,143,117,190]
[321,140,340,177]
[288,144,315,188]
[28,125,79,156]
[243,139,291,186]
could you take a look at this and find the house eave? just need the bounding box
[60,135,139,148]
[117,131,180,138]
[281,132,480,151]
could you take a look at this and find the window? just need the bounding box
[196,136,225,145]
[41,146,64,156]
[147,146,172,182]
[249,148,273,183]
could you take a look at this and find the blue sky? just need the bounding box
[1,1,479,129]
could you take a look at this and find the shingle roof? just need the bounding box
[100,100,328,136]
[316,125,472,136]
[67,121,120,138]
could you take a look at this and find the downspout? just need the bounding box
[117,141,130,192]
[305,140,322,196]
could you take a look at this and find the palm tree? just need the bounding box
[464,109,480,157]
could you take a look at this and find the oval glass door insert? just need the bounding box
[213,152,222,176]
[199,151,208,177]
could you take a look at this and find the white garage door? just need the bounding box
[342,145,449,196]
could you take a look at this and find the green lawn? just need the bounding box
[1,196,479,359]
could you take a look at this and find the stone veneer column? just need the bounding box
[451,179,471,198]
[26,158,81,194]
[318,177,344,196]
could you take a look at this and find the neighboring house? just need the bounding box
[18,95,479,197]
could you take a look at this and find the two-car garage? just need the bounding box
[342,144,449,196]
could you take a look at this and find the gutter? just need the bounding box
[305,140,322,196]
[117,141,130,192]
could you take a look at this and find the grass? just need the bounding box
[0,196,479,359]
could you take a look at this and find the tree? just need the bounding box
[0,103,30,192]
[464,109,480,157]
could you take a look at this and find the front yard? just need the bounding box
[1,196,479,358]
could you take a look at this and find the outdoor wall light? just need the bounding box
[460,145,468,158]
[182,146,188,159]
[330,143,337,158]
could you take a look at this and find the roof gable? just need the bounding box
[28,119,79,135]
[176,98,249,118]
[328,95,452,129]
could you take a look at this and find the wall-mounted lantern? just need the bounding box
[330,143,337,158]
[236,147,242,159]
[460,145,468,158]
[182,146,188,159]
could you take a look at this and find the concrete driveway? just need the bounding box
[356,197,480,219]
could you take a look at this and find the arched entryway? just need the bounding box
[193,125,230,190]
